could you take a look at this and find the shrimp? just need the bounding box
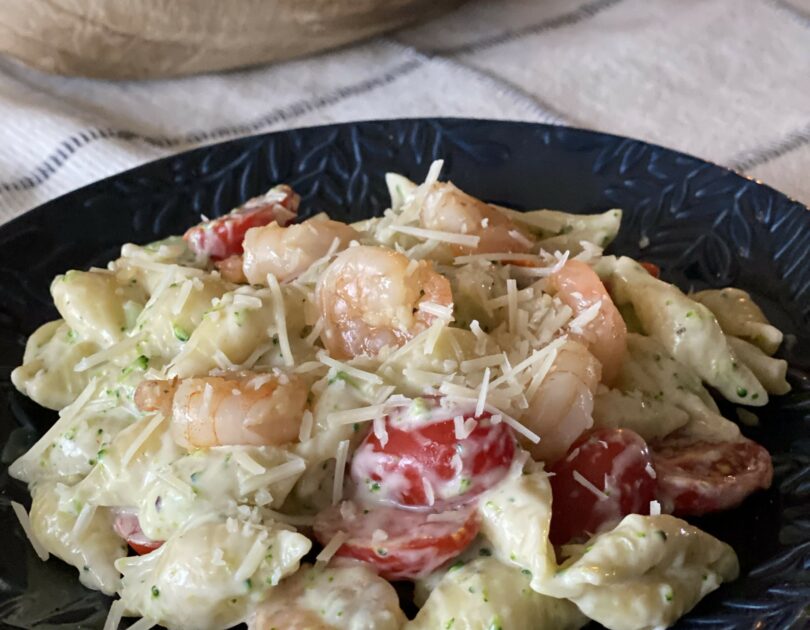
[421,182,535,254]
[214,254,247,283]
[548,259,627,385]
[242,217,360,284]
[250,606,333,630]
[248,564,405,630]
[135,371,307,448]
[523,340,601,464]
[317,245,453,358]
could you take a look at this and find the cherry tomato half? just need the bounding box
[640,261,661,278]
[548,428,657,545]
[313,502,479,580]
[350,407,515,509]
[183,184,299,260]
[651,436,773,516]
[113,511,163,555]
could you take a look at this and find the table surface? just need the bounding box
[0,0,808,224]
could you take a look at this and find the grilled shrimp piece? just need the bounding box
[549,259,627,385]
[135,371,307,448]
[317,245,453,358]
[523,340,602,464]
[243,216,360,284]
[421,182,534,255]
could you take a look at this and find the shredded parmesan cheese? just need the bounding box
[327,404,385,427]
[234,535,268,582]
[454,252,542,265]
[127,617,156,630]
[11,501,49,561]
[71,503,97,541]
[293,361,326,374]
[475,367,491,418]
[568,300,602,334]
[304,318,324,345]
[262,509,315,527]
[74,337,140,372]
[233,293,264,310]
[506,279,518,333]
[372,416,389,447]
[265,273,294,367]
[418,301,454,320]
[460,354,504,373]
[332,440,350,505]
[316,530,348,564]
[233,451,266,476]
[484,404,540,444]
[121,413,165,467]
[649,500,662,516]
[172,279,194,315]
[426,510,468,523]
[572,470,609,501]
[318,353,383,385]
[453,415,477,440]
[241,458,306,494]
[389,224,481,248]
[103,600,125,630]
[298,410,314,443]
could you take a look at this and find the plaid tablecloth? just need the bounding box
[1,0,808,223]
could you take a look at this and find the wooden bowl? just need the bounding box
[0,0,465,79]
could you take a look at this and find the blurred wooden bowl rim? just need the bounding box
[0,0,465,79]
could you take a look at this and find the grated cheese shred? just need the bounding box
[573,470,609,501]
[265,273,294,367]
[332,440,350,505]
[316,531,348,564]
[389,224,481,248]
[11,501,49,561]
[103,600,125,630]
[122,413,165,467]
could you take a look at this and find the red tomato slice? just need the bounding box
[640,261,661,278]
[350,406,515,509]
[548,428,657,545]
[313,502,479,580]
[113,511,163,555]
[183,184,299,260]
[651,436,773,516]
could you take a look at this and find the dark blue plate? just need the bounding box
[0,119,808,629]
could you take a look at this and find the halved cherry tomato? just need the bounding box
[313,502,479,580]
[183,184,299,260]
[548,428,657,545]
[651,436,773,516]
[640,261,661,278]
[350,407,515,509]
[113,511,163,555]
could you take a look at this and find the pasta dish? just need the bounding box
[9,161,787,630]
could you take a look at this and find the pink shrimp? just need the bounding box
[549,259,627,385]
[421,182,535,255]
[135,371,307,448]
[317,245,453,359]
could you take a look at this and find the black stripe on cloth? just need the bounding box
[730,122,810,171]
[0,58,423,193]
[766,0,810,28]
[427,0,626,56]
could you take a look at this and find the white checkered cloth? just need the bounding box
[1,0,808,224]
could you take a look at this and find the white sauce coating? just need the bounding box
[8,166,781,630]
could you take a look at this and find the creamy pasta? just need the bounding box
[10,162,785,630]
